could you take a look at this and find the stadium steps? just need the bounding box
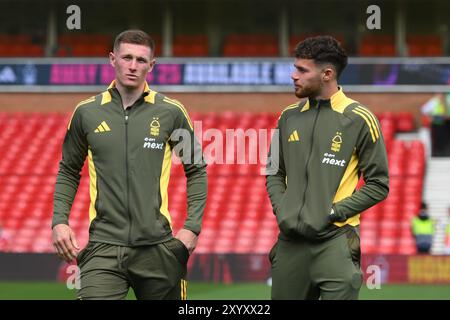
[423,158,450,254]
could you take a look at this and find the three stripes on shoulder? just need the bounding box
[351,106,380,143]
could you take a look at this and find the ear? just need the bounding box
[322,67,334,82]
[109,52,116,68]
[148,58,156,73]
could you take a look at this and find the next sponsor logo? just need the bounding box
[322,152,346,167]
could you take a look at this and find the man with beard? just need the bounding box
[266,36,389,300]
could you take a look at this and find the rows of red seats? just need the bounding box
[173,35,208,57]
[0,35,45,57]
[359,34,443,57]
[359,110,424,254]
[0,33,444,57]
[223,34,278,57]
[0,110,423,254]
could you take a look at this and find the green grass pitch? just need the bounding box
[0,282,449,300]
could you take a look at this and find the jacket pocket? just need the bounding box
[345,227,361,268]
[268,241,278,264]
[163,238,190,266]
[76,241,96,266]
[275,193,287,215]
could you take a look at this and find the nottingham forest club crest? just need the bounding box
[331,132,342,152]
[150,117,160,136]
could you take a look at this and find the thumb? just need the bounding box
[70,230,79,250]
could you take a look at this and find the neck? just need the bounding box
[115,82,144,109]
[314,83,339,101]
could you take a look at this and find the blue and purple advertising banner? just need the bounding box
[0,58,449,90]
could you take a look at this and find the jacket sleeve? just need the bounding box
[52,107,88,228]
[332,112,389,221]
[170,106,207,235]
[265,117,287,215]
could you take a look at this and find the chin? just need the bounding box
[121,80,140,89]
[294,90,307,99]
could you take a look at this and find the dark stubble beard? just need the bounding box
[294,78,323,99]
[294,85,320,99]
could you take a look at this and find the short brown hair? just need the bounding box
[295,35,348,78]
[113,29,155,57]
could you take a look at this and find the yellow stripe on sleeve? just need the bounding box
[355,106,379,139]
[163,97,194,130]
[180,279,187,300]
[352,110,376,143]
[67,96,95,129]
[357,106,381,134]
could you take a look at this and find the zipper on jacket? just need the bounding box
[296,102,320,233]
[124,108,132,245]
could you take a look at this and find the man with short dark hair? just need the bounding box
[52,29,207,299]
[266,36,389,299]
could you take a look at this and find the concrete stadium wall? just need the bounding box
[1,253,450,283]
[0,253,62,281]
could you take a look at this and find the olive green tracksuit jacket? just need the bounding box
[266,88,389,241]
[52,81,207,246]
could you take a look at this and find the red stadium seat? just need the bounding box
[395,112,415,132]
[0,111,425,255]
[223,34,278,57]
[407,35,443,57]
[359,35,396,57]
[173,35,209,57]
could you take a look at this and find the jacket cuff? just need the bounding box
[182,224,201,236]
[329,204,347,223]
[51,217,69,229]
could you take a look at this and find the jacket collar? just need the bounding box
[301,87,349,113]
[101,80,156,105]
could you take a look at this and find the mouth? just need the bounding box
[126,74,138,80]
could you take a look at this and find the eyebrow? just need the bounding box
[294,64,309,72]
[121,53,149,62]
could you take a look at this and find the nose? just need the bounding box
[129,59,137,71]
[291,70,298,81]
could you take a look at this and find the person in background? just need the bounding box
[421,92,450,157]
[411,202,435,254]
[444,207,450,255]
